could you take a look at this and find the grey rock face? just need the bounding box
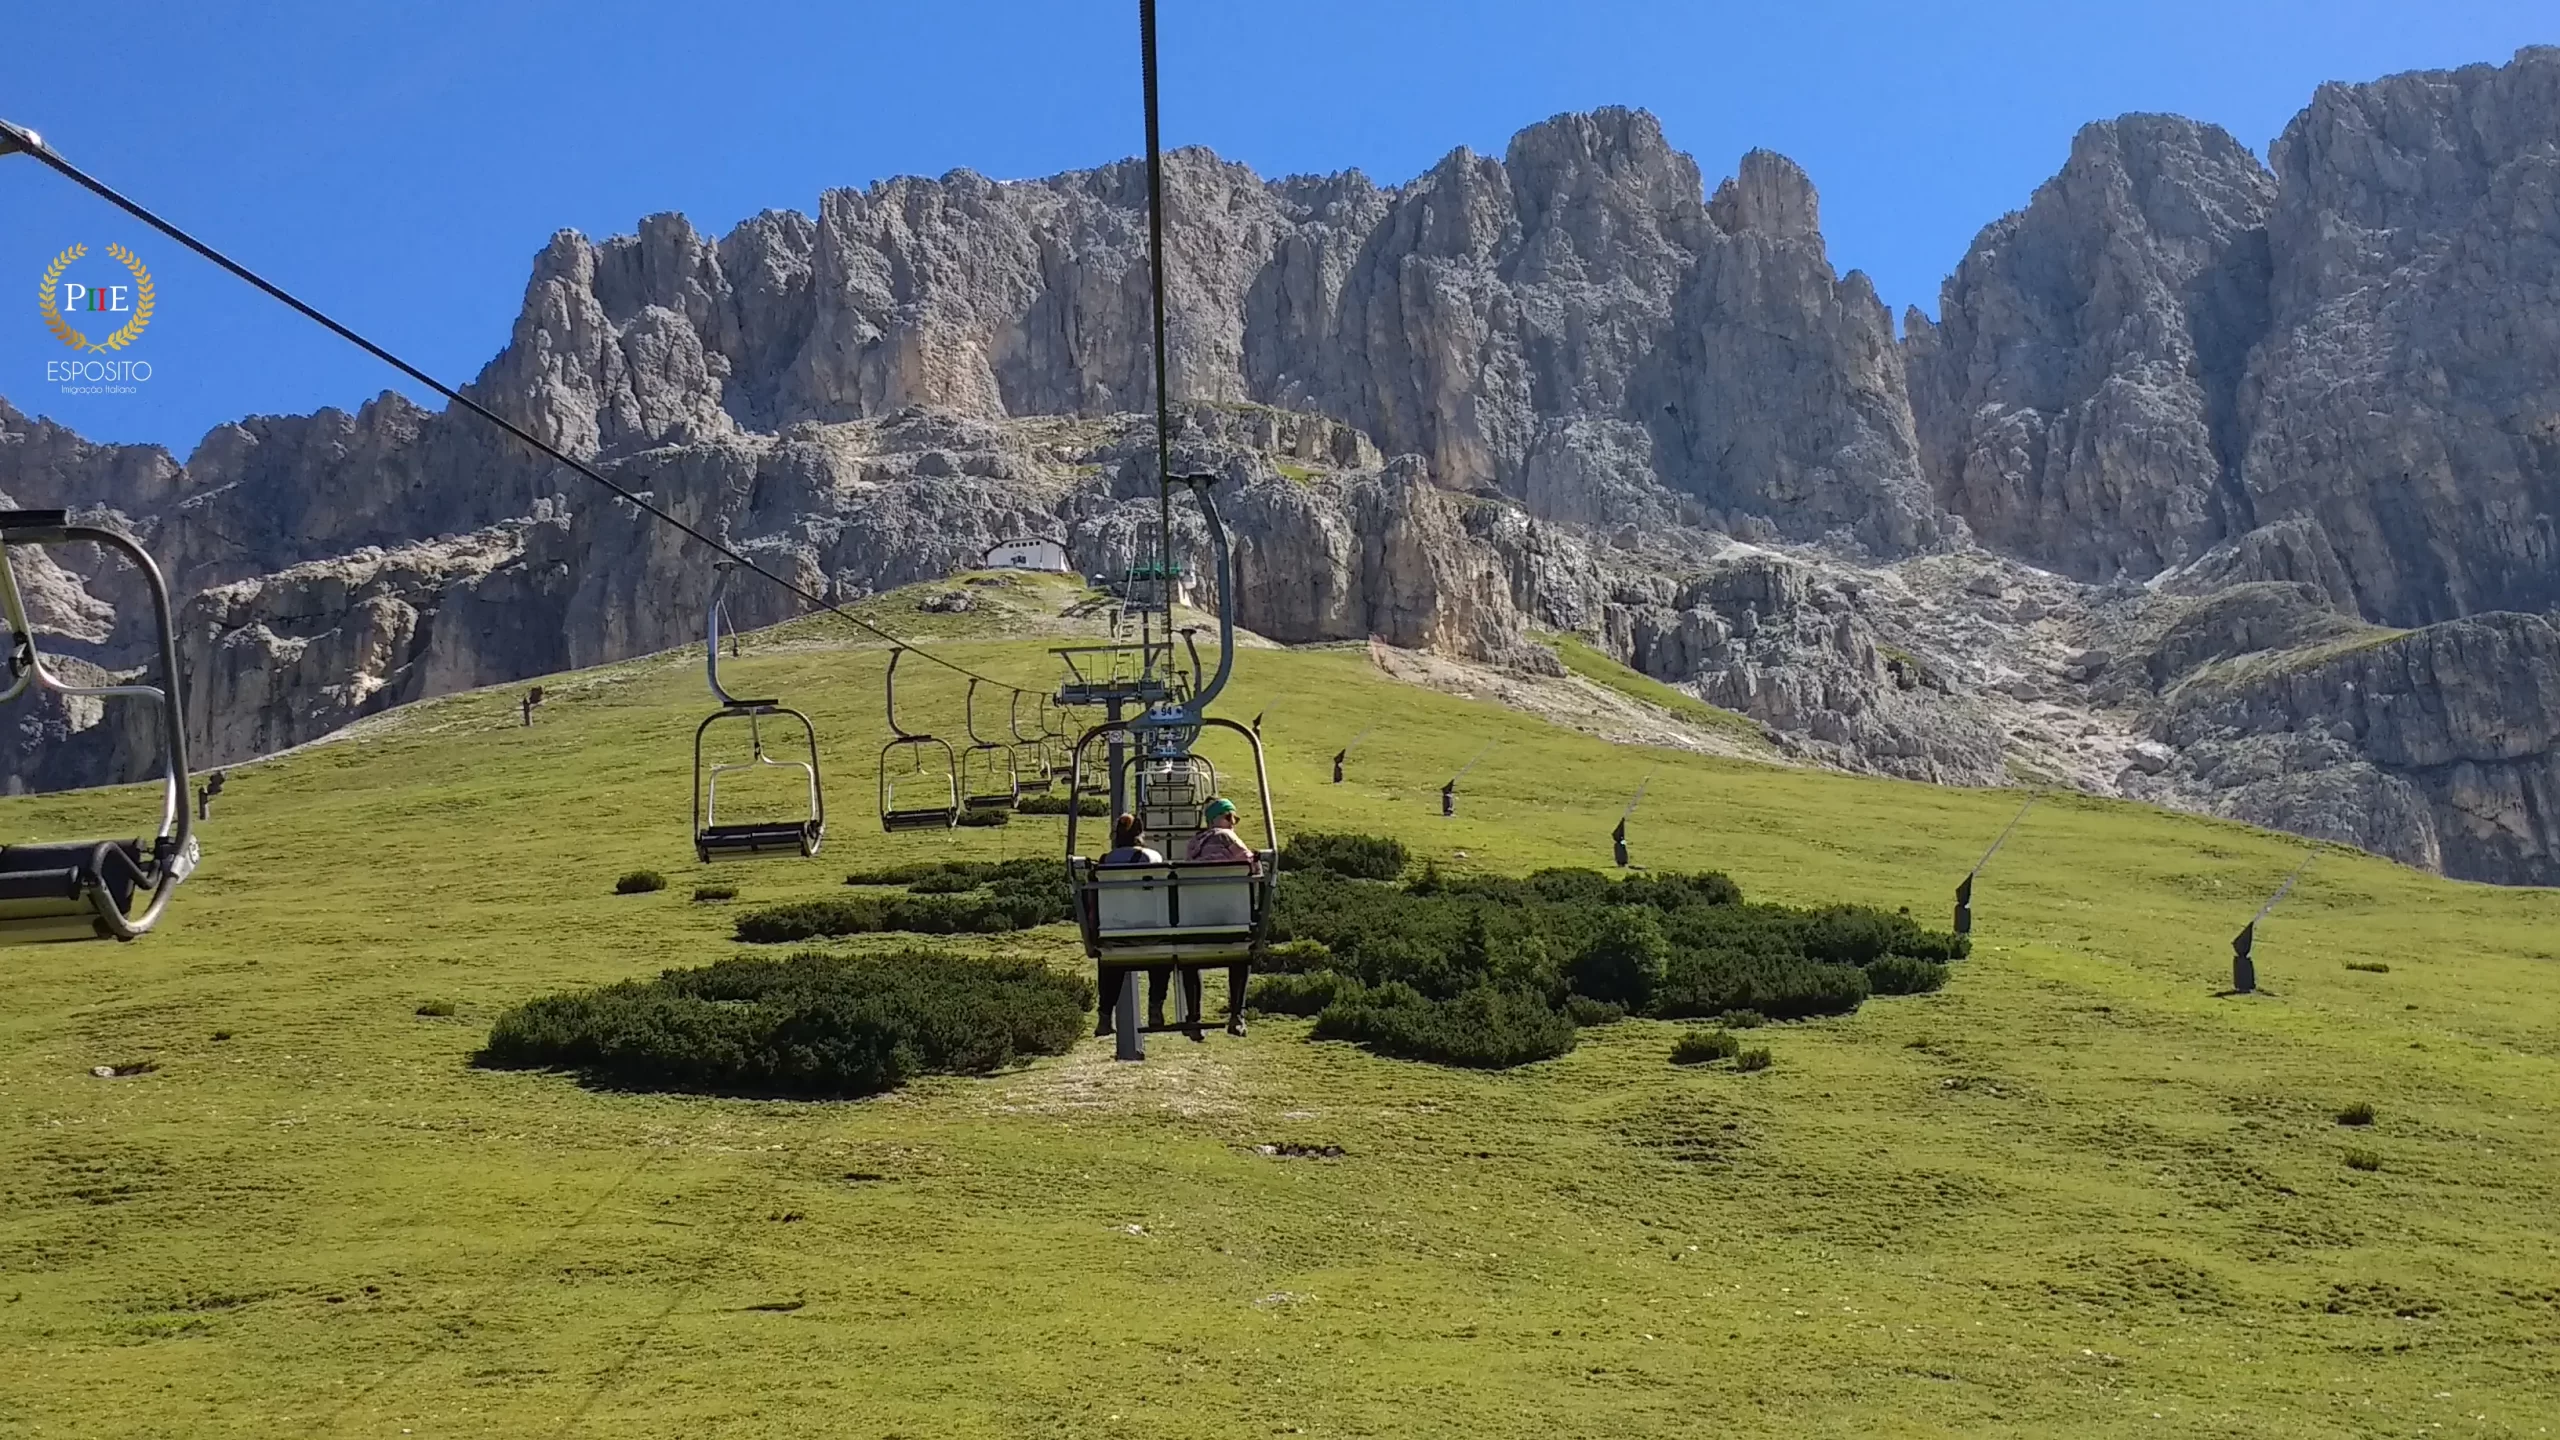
[2145,611,2560,884]
[1908,115,2276,578]
[442,112,1941,551]
[2154,516,2359,610]
[1605,550,2008,784]
[0,400,183,519]
[175,524,551,765]
[2239,48,2560,625]
[2142,581,2364,688]
[1915,47,2560,630]
[95,408,1619,775]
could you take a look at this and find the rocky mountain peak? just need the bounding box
[1706,149,1821,242]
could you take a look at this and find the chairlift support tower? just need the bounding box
[1059,2,1284,1062]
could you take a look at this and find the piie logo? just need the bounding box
[38,242,154,351]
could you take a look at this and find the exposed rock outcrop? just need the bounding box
[1913,46,2560,629]
[1605,551,2006,783]
[2238,49,2560,626]
[1907,115,2275,578]
[437,111,1947,551]
[2140,611,2560,885]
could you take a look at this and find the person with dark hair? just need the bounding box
[1100,812,1160,865]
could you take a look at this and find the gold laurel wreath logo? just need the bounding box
[35,242,155,352]
[37,243,87,350]
[100,244,154,351]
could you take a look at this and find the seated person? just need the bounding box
[1099,813,1162,864]
[1184,797,1258,867]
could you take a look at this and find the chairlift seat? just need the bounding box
[1073,856,1270,962]
[882,807,959,833]
[0,839,147,943]
[697,820,821,862]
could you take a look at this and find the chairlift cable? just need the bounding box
[1620,774,1652,824]
[0,119,1038,703]
[1969,792,2040,878]
[2247,849,2318,930]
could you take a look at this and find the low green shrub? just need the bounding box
[1260,938,1334,974]
[614,870,666,895]
[693,884,738,903]
[2344,961,2391,974]
[1653,951,1869,1021]
[956,807,1012,827]
[2343,1148,2382,1172]
[1571,908,1669,1009]
[415,1000,455,1018]
[1564,994,1627,1026]
[1246,970,1348,1017]
[1281,831,1409,881]
[2336,1101,2377,1127]
[1866,956,1950,996]
[1669,1028,1739,1065]
[1015,792,1107,817]
[1718,1009,1767,1029]
[734,879,1070,943]
[476,949,1090,1098]
[1253,840,1947,1069]
[1311,982,1576,1069]
[1734,1046,1773,1073]
[846,858,1058,890]
[846,862,946,887]
[1438,867,1741,911]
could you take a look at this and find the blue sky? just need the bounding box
[2,0,2548,456]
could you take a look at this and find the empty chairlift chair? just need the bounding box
[1038,697,1075,787]
[0,511,198,943]
[878,648,960,832]
[1007,691,1054,798]
[692,568,826,862]
[959,679,1023,813]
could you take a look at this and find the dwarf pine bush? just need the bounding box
[1280,831,1410,881]
[1310,981,1577,1069]
[1253,834,1961,1069]
[477,950,1090,1098]
[1669,1029,1740,1065]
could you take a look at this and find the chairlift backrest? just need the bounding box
[0,511,197,943]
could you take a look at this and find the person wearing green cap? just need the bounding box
[1185,795,1256,866]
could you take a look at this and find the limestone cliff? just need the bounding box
[1912,45,2560,628]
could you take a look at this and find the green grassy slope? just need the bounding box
[4,631,2557,1439]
